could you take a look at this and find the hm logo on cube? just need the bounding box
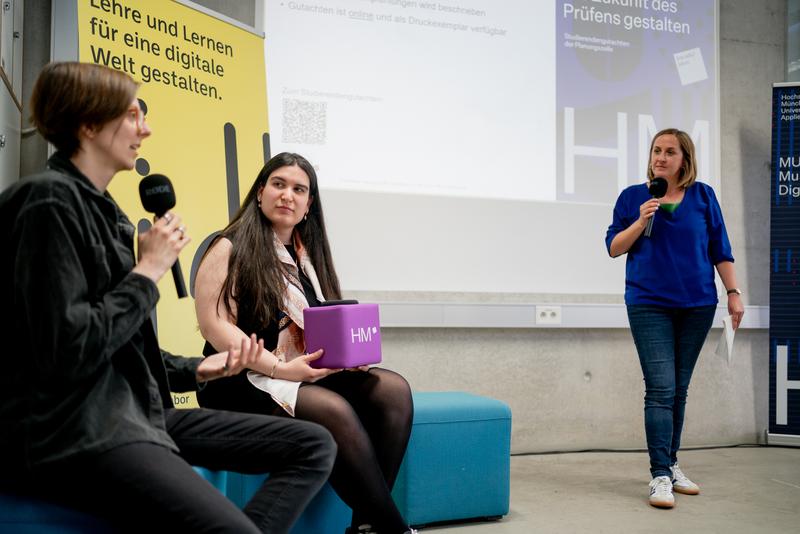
[304,303,382,368]
[351,326,378,343]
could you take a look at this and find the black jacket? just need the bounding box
[0,153,200,471]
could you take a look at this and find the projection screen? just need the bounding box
[261,0,719,295]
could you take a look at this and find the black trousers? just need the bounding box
[16,407,336,533]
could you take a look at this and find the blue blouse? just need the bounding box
[605,181,734,307]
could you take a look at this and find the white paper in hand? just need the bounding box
[714,315,736,364]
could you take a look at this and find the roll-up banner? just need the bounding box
[769,82,800,446]
[54,0,270,406]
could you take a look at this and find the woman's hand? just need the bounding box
[133,211,190,283]
[609,197,661,257]
[728,293,745,330]
[637,198,660,229]
[197,334,263,383]
[715,262,743,329]
[274,349,341,383]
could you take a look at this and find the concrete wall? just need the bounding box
[380,328,768,453]
[21,0,786,454]
[19,0,50,178]
[189,0,255,28]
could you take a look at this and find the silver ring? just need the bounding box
[163,213,172,223]
[222,363,229,372]
[177,225,186,238]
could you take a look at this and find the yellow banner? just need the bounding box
[78,0,268,404]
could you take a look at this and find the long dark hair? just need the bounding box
[211,152,341,332]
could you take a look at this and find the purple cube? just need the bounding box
[304,303,382,369]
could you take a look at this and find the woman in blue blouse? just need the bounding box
[605,128,744,509]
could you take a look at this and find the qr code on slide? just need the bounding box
[282,99,326,144]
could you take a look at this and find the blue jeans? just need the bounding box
[626,304,716,478]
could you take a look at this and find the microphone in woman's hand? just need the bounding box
[139,174,187,298]
[139,173,176,215]
[644,177,668,238]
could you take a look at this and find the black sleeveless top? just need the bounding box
[202,243,319,356]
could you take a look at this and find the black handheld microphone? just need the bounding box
[139,174,188,298]
[644,177,668,238]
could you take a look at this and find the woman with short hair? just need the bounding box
[0,62,336,533]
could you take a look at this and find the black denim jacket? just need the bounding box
[0,153,201,471]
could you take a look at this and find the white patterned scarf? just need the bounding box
[246,232,326,415]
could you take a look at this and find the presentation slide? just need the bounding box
[265,0,553,201]
[262,0,719,295]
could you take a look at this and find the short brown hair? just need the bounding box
[646,128,698,190]
[30,62,139,156]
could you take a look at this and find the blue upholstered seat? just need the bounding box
[0,492,114,533]
[393,391,511,526]
[0,391,511,532]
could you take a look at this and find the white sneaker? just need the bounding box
[649,475,675,508]
[671,463,700,495]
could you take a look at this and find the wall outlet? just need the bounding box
[536,305,562,325]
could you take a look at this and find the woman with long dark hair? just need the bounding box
[606,128,744,508]
[195,153,416,534]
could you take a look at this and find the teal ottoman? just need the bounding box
[192,466,228,494]
[222,473,351,534]
[0,493,114,533]
[0,392,511,532]
[392,391,511,527]
[0,469,345,533]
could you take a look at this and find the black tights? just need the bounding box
[295,368,413,534]
[197,366,414,533]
